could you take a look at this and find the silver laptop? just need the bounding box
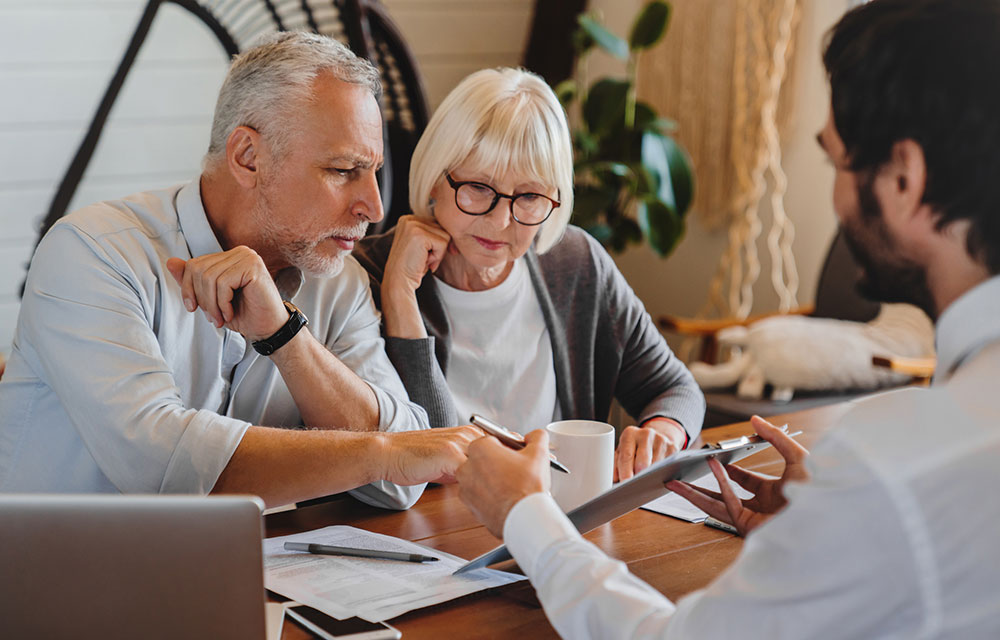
[0,494,267,639]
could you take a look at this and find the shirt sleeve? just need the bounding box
[504,492,678,639]
[589,236,705,441]
[19,223,249,494]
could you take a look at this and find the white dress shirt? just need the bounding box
[437,258,560,434]
[505,276,1000,638]
[0,181,429,509]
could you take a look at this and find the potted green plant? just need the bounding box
[556,1,693,256]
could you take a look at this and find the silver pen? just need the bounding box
[284,541,439,563]
[703,517,739,535]
[470,414,570,474]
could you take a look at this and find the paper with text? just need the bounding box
[264,526,525,622]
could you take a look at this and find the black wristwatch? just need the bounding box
[252,300,308,356]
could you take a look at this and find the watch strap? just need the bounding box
[252,300,308,356]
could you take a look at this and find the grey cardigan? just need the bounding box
[353,225,705,441]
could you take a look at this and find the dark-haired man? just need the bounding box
[456,0,1000,636]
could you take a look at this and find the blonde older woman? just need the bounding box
[354,68,704,480]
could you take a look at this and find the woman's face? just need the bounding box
[430,164,557,270]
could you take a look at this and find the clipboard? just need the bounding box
[454,431,790,575]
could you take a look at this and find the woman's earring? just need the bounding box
[428,198,436,214]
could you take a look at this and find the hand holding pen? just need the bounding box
[469,414,570,474]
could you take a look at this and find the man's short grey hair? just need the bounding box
[205,31,381,165]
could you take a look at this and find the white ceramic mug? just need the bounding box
[545,420,615,512]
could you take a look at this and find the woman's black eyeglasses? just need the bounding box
[445,173,560,226]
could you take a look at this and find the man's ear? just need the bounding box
[885,138,928,222]
[226,126,260,189]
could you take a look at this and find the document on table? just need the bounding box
[264,526,526,622]
[641,471,754,522]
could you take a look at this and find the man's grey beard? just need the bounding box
[252,194,367,278]
[280,222,368,277]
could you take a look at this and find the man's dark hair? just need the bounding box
[824,0,1000,273]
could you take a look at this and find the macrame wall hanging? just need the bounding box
[638,0,802,327]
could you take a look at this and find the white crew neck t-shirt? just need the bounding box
[435,258,560,434]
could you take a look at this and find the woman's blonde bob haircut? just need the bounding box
[408,67,574,254]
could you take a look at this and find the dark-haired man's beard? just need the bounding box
[840,177,937,320]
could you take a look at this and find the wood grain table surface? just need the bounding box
[266,402,853,639]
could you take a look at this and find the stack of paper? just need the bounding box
[264,526,525,622]
[641,472,753,522]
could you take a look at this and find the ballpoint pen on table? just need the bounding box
[284,541,439,563]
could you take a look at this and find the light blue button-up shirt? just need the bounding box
[0,181,429,508]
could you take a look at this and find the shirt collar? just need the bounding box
[176,179,223,259]
[176,179,304,300]
[275,267,304,300]
[933,275,1000,383]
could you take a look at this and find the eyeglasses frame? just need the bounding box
[444,173,560,226]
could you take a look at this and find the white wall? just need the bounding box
[0,1,229,356]
[0,0,533,356]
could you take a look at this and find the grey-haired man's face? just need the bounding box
[252,73,384,276]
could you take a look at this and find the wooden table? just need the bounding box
[266,402,852,639]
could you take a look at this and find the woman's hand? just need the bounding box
[613,418,686,482]
[381,215,452,338]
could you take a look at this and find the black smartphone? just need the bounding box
[284,604,401,640]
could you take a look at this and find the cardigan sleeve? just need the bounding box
[384,336,460,427]
[353,232,461,428]
[592,238,706,441]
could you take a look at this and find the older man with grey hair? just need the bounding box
[0,32,480,509]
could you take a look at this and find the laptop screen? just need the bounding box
[0,494,266,639]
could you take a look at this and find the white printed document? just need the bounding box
[641,471,754,522]
[264,526,525,622]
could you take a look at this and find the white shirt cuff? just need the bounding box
[504,492,582,576]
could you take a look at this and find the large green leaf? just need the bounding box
[573,27,595,55]
[586,161,632,179]
[573,129,599,159]
[554,79,578,107]
[573,184,619,225]
[625,162,656,197]
[632,101,658,130]
[637,199,685,256]
[578,15,629,60]
[629,2,672,51]
[609,214,643,253]
[646,116,678,134]
[640,131,694,216]
[583,223,614,246]
[582,78,630,135]
[659,135,694,216]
